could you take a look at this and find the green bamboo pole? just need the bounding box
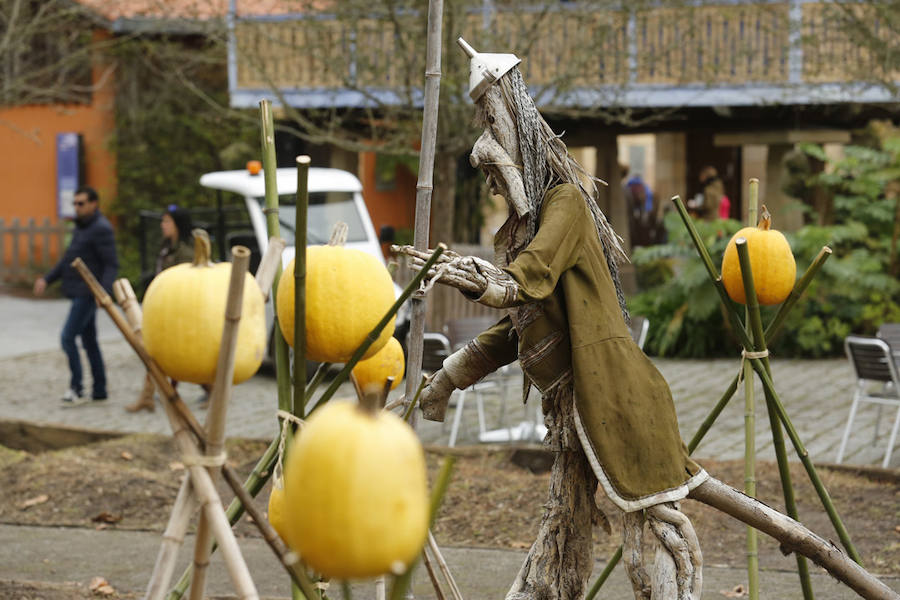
[258,100,308,600]
[748,347,862,564]
[764,246,832,346]
[736,239,815,599]
[742,180,760,600]
[308,245,447,413]
[402,376,429,423]
[585,546,623,599]
[388,456,457,600]
[259,100,293,423]
[304,362,331,405]
[294,156,310,415]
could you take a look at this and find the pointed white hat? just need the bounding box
[457,37,521,101]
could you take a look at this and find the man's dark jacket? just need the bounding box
[44,212,118,297]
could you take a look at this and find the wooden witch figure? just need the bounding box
[400,38,705,600]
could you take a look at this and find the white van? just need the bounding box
[199,165,410,357]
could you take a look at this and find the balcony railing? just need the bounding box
[229,1,899,109]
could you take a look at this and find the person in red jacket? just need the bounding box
[34,186,119,406]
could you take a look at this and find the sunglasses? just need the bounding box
[73,201,87,207]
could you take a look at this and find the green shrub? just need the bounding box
[630,136,900,358]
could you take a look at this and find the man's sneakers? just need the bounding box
[61,389,108,407]
[61,388,89,407]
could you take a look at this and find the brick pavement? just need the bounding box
[0,333,894,468]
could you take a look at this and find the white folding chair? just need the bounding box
[836,336,900,468]
[629,315,650,350]
[424,316,513,447]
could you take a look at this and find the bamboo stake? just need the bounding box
[426,531,464,600]
[742,181,759,600]
[72,260,207,443]
[189,246,251,600]
[259,99,295,435]
[294,156,310,415]
[167,438,279,600]
[103,277,257,599]
[256,237,287,300]
[98,275,313,600]
[256,104,306,600]
[109,281,197,600]
[160,399,259,599]
[420,551,445,600]
[589,246,833,598]
[114,279,143,333]
[219,466,320,598]
[310,245,447,413]
[685,246,832,454]
[304,362,331,404]
[671,195,861,562]
[105,282,313,598]
[145,476,198,600]
[690,478,896,600]
[376,576,389,600]
[403,0,445,430]
[736,239,814,599]
[388,456,456,600]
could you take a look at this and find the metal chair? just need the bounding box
[629,315,650,350]
[423,316,512,446]
[877,323,900,364]
[836,335,900,468]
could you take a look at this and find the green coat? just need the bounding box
[474,183,706,511]
[156,239,194,274]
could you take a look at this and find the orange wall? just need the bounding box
[0,30,117,269]
[358,151,417,254]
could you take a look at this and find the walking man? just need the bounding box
[33,186,118,405]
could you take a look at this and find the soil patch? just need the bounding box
[1,433,898,578]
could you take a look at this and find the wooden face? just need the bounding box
[470,85,529,216]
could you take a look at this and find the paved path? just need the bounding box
[2,292,899,600]
[0,289,892,467]
[3,523,897,599]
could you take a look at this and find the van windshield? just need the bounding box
[258,192,367,245]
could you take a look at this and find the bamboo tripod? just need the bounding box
[73,241,327,600]
[588,188,862,599]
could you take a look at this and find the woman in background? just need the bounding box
[125,206,196,412]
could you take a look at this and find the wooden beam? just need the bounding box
[714,129,851,147]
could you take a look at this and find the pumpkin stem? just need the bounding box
[191,228,214,267]
[328,222,349,247]
[358,391,380,415]
[757,205,772,231]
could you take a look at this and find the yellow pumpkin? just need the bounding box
[143,230,266,384]
[267,477,289,542]
[721,206,796,305]
[276,226,396,363]
[282,401,428,579]
[352,337,405,396]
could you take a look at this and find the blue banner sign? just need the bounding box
[57,133,81,218]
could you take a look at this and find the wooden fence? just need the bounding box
[0,218,66,283]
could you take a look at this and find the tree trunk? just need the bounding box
[430,152,457,246]
[507,388,597,600]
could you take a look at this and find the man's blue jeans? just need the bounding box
[60,295,106,398]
